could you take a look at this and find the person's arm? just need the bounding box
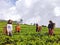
[11,25,12,31]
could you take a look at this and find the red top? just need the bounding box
[16,26,21,31]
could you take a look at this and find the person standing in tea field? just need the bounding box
[48,20,55,35]
[15,23,21,33]
[7,19,13,36]
[36,24,42,32]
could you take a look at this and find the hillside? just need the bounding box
[0,21,60,45]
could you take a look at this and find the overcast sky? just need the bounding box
[0,0,60,27]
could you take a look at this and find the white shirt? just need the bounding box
[7,24,12,32]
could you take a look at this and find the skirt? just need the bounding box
[49,29,53,35]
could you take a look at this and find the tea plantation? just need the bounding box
[0,21,60,45]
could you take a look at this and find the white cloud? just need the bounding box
[25,16,41,25]
[54,7,60,16]
[0,0,60,27]
[25,0,32,8]
[15,0,60,27]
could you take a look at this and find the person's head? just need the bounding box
[36,23,38,26]
[49,20,53,24]
[8,19,12,24]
